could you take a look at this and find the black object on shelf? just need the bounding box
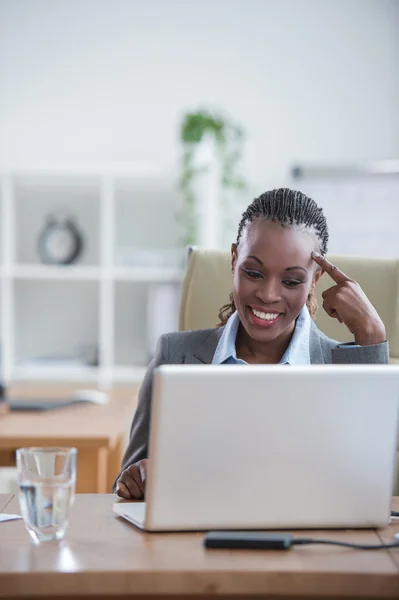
[8,397,90,412]
[38,211,84,265]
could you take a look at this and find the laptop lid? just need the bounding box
[143,364,399,532]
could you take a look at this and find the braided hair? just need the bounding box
[218,188,329,325]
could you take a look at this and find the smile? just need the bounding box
[249,307,283,327]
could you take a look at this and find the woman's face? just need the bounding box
[231,218,322,344]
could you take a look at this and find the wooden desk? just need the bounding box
[0,386,138,493]
[0,494,398,599]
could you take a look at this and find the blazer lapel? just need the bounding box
[309,319,327,364]
[184,328,223,364]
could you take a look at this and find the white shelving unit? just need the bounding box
[0,166,184,387]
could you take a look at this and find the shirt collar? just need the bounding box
[212,310,241,364]
[280,305,311,365]
[212,306,311,365]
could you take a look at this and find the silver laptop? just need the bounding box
[113,364,399,531]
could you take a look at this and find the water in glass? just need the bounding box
[16,447,77,542]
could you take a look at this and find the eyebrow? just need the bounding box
[286,266,308,274]
[245,256,308,275]
[246,255,263,265]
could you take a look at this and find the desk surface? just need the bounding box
[0,385,137,448]
[0,386,138,493]
[0,494,398,600]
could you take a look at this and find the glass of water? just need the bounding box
[16,447,77,543]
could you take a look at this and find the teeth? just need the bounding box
[252,308,280,321]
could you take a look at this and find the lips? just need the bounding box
[248,306,283,328]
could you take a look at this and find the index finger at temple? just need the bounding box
[311,252,350,284]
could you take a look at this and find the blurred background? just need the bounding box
[0,0,398,387]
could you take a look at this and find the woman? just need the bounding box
[116,188,388,499]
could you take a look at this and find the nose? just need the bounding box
[256,277,282,304]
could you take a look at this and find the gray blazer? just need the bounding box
[116,321,389,484]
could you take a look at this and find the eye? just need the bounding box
[283,280,303,288]
[243,269,262,280]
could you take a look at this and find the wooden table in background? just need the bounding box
[0,385,138,493]
[0,494,398,599]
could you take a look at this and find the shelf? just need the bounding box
[0,169,183,386]
[13,365,100,382]
[13,365,147,383]
[10,264,101,281]
[0,265,183,282]
[2,163,172,178]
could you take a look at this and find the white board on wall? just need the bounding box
[292,164,399,258]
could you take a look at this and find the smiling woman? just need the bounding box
[114,188,389,500]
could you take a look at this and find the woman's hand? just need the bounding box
[116,458,148,500]
[311,252,386,346]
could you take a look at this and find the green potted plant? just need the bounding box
[178,109,247,246]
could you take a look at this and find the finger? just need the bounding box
[336,311,343,324]
[325,306,341,321]
[323,304,336,319]
[322,297,337,318]
[127,464,146,496]
[322,298,343,322]
[321,284,338,300]
[120,469,144,499]
[330,307,343,323]
[116,480,132,499]
[311,252,350,284]
[123,475,143,499]
[331,310,342,323]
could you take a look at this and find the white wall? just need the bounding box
[0,0,398,367]
[0,0,398,186]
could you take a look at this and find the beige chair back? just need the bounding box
[179,248,399,362]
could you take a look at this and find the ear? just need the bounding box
[231,243,238,273]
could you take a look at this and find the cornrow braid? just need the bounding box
[236,188,328,250]
[218,188,329,326]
